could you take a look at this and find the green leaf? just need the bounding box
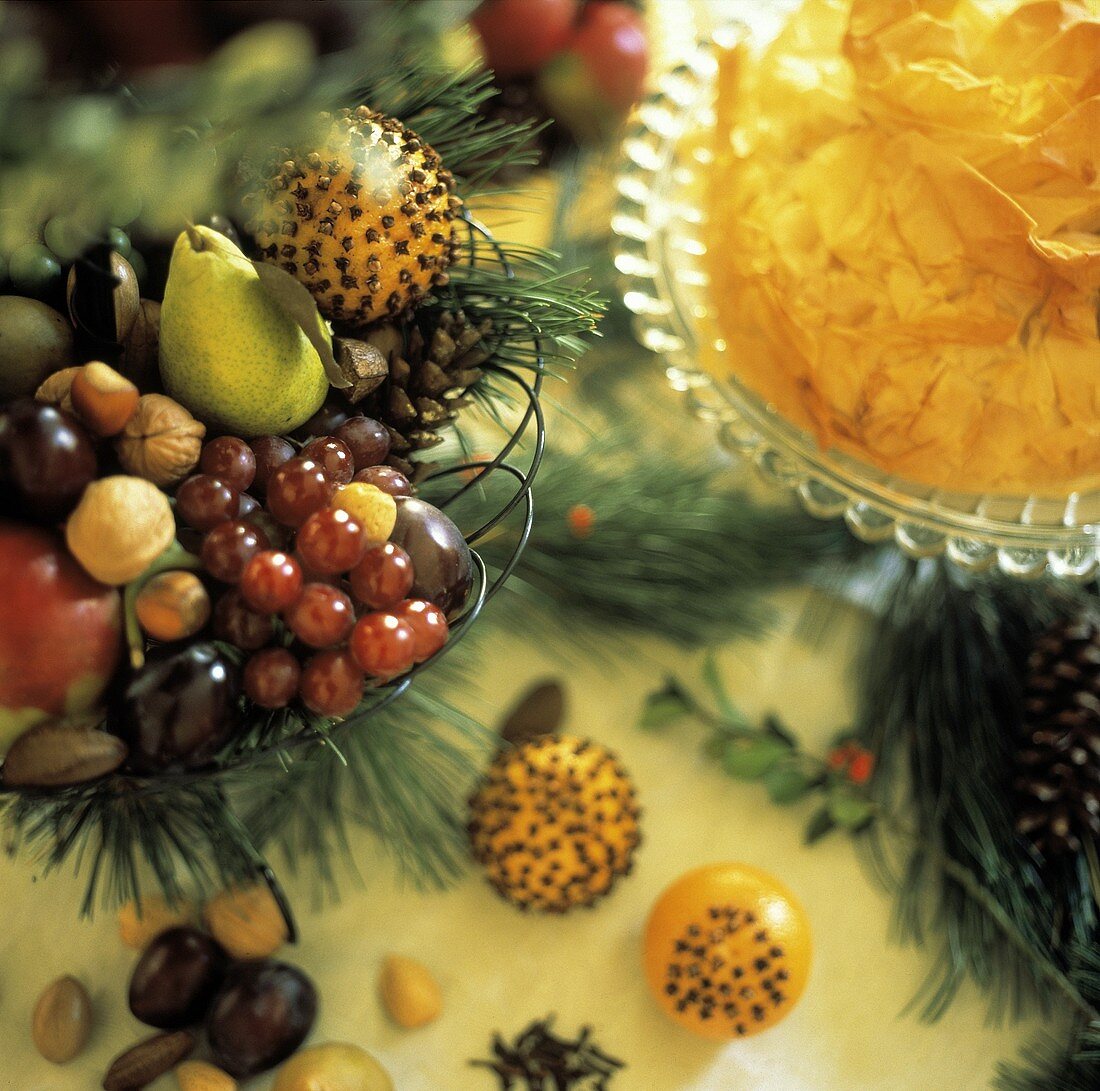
[763,765,813,804]
[638,680,691,732]
[763,715,798,747]
[827,787,876,830]
[702,653,740,721]
[252,260,342,387]
[701,735,727,761]
[804,806,836,845]
[722,736,790,779]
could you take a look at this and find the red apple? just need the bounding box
[471,0,579,79]
[0,522,122,754]
[537,1,648,140]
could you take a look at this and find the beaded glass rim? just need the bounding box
[613,30,1100,581]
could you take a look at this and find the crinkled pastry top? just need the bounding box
[705,0,1100,495]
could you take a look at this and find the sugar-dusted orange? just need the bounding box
[643,863,811,1040]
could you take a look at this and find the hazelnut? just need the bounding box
[116,394,206,487]
[65,475,175,585]
[71,361,139,436]
[118,895,196,950]
[35,366,81,414]
[135,571,211,642]
[204,883,289,960]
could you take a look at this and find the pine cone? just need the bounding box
[1013,615,1100,858]
[358,311,491,477]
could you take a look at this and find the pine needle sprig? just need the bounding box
[856,561,1097,1023]
[479,433,857,647]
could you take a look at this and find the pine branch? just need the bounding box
[479,432,858,647]
[856,561,1096,1023]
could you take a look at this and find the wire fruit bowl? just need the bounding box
[613,31,1100,582]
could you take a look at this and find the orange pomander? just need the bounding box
[643,863,811,1040]
[247,106,461,324]
[468,734,641,913]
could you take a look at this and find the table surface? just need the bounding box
[0,2,1054,1088]
[0,590,1046,1090]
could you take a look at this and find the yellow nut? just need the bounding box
[70,361,139,437]
[331,482,396,544]
[35,366,81,414]
[65,475,175,585]
[274,1043,393,1091]
[118,895,195,950]
[176,1060,237,1091]
[379,955,442,1029]
[204,883,288,960]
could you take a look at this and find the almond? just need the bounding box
[103,1030,195,1091]
[176,1060,237,1091]
[2,723,126,787]
[379,955,442,1029]
[204,883,289,960]
[32,976,92,1064]
[71,361,140,437]
[118,895,196,951]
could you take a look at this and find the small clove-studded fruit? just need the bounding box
[71,361,140,437]
[176,1061,237,1091]
[379,955,442,1029]
[102,1030,195,1091]
[32,975,93,1063]
[204,883,289,961]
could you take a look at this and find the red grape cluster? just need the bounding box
[173,417,449,720]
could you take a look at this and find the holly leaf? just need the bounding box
[827,786,876,831]
[763,764,813,804]
[763,715,797,747]
[804,806,836,845]
[639,680,691,732]
[722,736,790,779]
[252,260,344,387]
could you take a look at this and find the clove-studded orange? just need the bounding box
[468,734,641,914]
[246,107,461,325]
[643,863,811,1040]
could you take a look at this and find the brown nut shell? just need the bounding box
[35,366,81,414]
[3,722,127,787]
[103,1030,195,1091]
[116,394,206,487]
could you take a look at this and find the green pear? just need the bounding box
[159,225,329,436]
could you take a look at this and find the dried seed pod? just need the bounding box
[204,883,289,960]
[334,338,388,403]
[102,1030,195,1091]
[32,975,93,1063]
[379,955,442,1029]
[2,722,127,787]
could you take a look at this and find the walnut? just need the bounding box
[116,394,205,487]
[35,367,81,414]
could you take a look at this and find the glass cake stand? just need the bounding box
[613,30,1100,581]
